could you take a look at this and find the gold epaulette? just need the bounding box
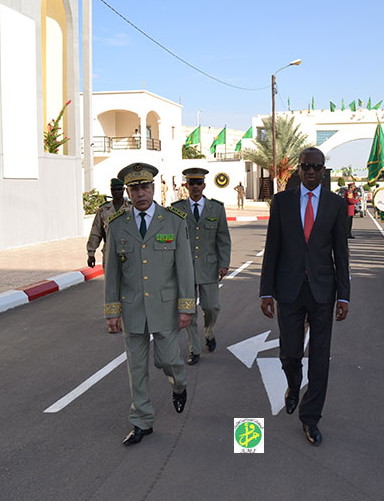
[108,208,125,223]
[211,198,224,205]
[167,206,187,219]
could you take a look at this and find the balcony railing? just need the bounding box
[83,136,161,153]
[215,151,241,161]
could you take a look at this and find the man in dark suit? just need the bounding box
[259,147,350,446]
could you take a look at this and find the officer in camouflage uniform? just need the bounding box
[86,178,130,268]
[104,162,196,446]
[172,168,231,365]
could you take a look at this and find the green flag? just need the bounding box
[358,98,363,108]
[210,127,226,154]
[311,96,315,110]
[330,101,336,112]
[348,100,356,111]
[234,126,253,152]
[372,100,383,110]
[367,123,384,182]
[185,126,200,148]
[367,97,372,110]
[341,99,345,111]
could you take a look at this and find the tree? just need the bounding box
[182,145,205,159]
[243,115,309,191]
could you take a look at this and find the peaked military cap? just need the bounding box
[182,167,209,179]
[110,177,124,188]
[118,163,159,186]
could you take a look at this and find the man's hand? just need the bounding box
[87,256,96,268]
[219,267,228,281]
[335,301,348,321]
[107,317,122,333]
[178,313,191,330]
[261,297,275,318]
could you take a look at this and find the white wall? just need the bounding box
[0,0,83,250]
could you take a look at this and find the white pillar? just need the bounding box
[82,0,93,190]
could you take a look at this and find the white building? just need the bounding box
[85,97,256,207]
[0,0,83,250]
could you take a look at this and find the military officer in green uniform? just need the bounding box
[172,168,231,365]
[104,163,196,446]
[86,178,130,268]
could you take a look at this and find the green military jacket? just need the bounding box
[104,203,196,333]
[172,197,231,285]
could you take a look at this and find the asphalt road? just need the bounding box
[1,213,383,501]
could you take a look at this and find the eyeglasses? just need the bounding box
[299,163,324,172]
[188,179,204,186]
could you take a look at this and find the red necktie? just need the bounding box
[304,192,314,243]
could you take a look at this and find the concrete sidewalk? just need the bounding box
[0,203,269,312]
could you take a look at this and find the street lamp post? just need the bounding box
[271,59,302,194]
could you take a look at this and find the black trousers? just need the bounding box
[277,280,334,426]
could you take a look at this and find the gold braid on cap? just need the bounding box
[124,169,153,185]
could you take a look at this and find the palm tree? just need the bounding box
[243,115,309,191]
[182,145,205,159]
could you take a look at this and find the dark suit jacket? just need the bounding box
[260,186,350,304]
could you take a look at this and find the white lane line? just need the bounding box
[44,261,253,413]
[226,260,253,279]
[367,210,384,237]
[44,352,127,413]
[256,249,264,257]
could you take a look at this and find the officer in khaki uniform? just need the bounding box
[86,178,130,268]
[172,168,231,365]
[104,163,196,446]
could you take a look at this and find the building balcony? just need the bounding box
[82,136,161,154]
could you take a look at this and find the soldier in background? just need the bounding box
[104,163,195,446]
[234,181,245,209]
[86,178,129,268]
[161,179,168,206]
[172,168,231,365]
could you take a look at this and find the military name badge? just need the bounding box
[156,233,175,243]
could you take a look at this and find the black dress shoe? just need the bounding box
[302,424,322,446]
[173,389,187,413]
[206,337,216,352]
[187,353,200,365]
[348,235,355,239]
[284,388,299,414]
[122,426,153,446]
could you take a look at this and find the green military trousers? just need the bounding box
[123,326,187,430]
[185,282,220,355]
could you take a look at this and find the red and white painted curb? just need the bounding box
[226,215,269,222]
[0,265,104,314]
[0,215,270,314]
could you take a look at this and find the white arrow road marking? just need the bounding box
[257,358,309,415]
[228,329,310,415]
[227,330,276,368]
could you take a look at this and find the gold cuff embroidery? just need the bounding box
[178,298,196,311]
[104,302,121,316]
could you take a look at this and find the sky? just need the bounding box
[84,0,384,131]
